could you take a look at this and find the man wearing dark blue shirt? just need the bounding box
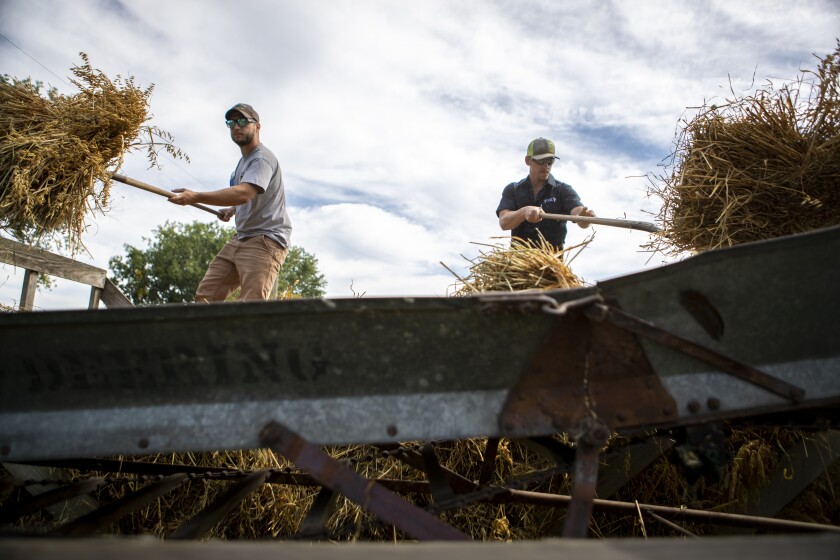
[496,137,595,251]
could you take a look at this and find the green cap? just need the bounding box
[527,137,558,161]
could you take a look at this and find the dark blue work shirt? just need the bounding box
[496,175,584,249]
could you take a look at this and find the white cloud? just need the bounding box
[1,0,838,308]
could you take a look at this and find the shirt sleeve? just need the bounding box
[496,183,518,216]
[239,157,274,194]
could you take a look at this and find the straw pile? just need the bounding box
[86,439,564,541]
[646,41,840,255]
[448,235,589,295]
[0,53,186,252]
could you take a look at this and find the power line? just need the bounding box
[0,30,73,88]
[0,30,211,190]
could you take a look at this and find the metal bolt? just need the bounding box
[386,424,398,437]
[707,397,721,410]
[687,400,701,413]
[138,438,150,449]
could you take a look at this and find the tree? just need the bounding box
[109,220,326,304]
[278,246,327,298]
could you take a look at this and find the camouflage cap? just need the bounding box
[225,103,260,123]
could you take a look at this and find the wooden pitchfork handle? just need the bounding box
[110,173,224,218]
[540,212,661,233]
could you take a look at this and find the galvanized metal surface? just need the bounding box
[1,226,839,461]
[599,224,840,425]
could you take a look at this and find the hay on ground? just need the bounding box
[645,40,840,256]
[0,53,187,253]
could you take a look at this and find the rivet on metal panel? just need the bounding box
[687,400,701,414]
[707,397,721,410]
[615,411,627,423]
[138,438,150,449]
[386,425,398,437]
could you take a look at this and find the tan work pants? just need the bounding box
[195,235,288,302]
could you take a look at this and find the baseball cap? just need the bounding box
[225,103,260,123]
[527,137,558,161]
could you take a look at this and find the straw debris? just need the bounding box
[447,234,590,295]
[0,53,187,253]
[645,40,840,255]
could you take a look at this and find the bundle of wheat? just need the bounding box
[448,235,590,295]
[0,53,186,252]
[646,41,840,256]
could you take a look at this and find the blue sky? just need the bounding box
[1,0,838,308]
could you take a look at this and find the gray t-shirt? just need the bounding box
[231,143,292,248]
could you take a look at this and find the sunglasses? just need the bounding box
[225,117,255,128]
[531,157,555,166]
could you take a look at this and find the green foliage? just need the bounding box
[109,220,231,304]
[109,220,326,304]
[278,246,327,298]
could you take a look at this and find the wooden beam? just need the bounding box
[0,237,107,288]
[743,430,840,517]
[101,278,134,308]
[88,286,102,309]
[20,269,39,311]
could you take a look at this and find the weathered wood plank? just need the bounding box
[88,287,102,309]
[100,278,134,308]
[0,237,107,288]
[20,269,39,311]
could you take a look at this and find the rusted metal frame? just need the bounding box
[0,477,106,525]
[418,443,459,508]
[586,303,806,403]
[53,474,189,537]
[260,422,470,541]
[14,457,434,495]
[561,417,611,539]
[296,487,339,539]
[168,469,271,540]
[518,435,577,467]
[561,441,601,538]
[477,438,500,485]
[22,458,242,476]
[495,488,840,534]
[374,444,478,495]
[643,508,699,538]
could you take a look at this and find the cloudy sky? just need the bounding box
[1,0,838,309]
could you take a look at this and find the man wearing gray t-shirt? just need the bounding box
[169,103,292,301]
